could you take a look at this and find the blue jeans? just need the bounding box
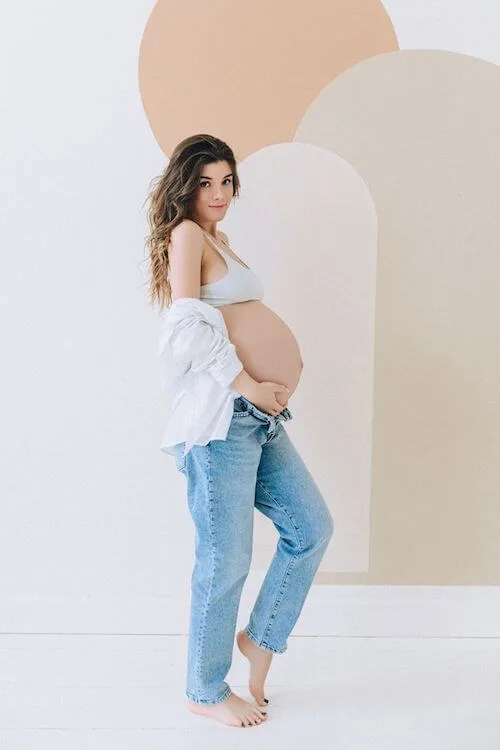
[172,395,335,704]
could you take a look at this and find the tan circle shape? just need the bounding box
[138,0,398,160]
[296,51,500,583]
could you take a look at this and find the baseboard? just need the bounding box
[1,577,499,637]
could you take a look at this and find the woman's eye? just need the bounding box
[199,178,232,188]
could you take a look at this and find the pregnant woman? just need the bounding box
[145,134,334,729]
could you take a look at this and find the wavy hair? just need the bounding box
[143,134,241,311]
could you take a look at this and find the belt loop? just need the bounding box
[266,416,276,442]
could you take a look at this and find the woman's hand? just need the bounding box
[246,381,289,416]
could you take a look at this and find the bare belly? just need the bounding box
[219,300,303,407]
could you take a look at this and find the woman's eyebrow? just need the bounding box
[200,173,233,180]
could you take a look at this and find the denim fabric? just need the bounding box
[172,395,335,704]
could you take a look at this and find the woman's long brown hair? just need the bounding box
[143,134,241,311]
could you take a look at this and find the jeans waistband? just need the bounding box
[236,395,293,423]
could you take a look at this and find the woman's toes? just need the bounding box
[250,686,267,706]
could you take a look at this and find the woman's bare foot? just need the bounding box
[187,690,268,728]
[236,628,273,706]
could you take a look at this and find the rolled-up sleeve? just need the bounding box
[158,299,244,389]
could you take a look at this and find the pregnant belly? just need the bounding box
[219,300,303,407]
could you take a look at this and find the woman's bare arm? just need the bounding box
[167,220,259,394]
[168,220,203,301]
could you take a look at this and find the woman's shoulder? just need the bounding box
[169,220,206,259]
[170,218,203,240]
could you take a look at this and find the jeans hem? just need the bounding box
[244,626,287,654]
[186,684,232,705]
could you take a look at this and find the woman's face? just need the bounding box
[191,160,234,230]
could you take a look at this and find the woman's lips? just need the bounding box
[210,205,226,208]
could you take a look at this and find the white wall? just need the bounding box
[0,0,199,628]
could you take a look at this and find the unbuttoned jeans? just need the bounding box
[172,395,334,704]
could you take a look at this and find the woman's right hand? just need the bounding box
[245,381,290,416]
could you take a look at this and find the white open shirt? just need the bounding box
[158,297,244,458]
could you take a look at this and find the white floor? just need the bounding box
[0,633,499,749]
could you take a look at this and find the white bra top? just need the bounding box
[199,230,265,307]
